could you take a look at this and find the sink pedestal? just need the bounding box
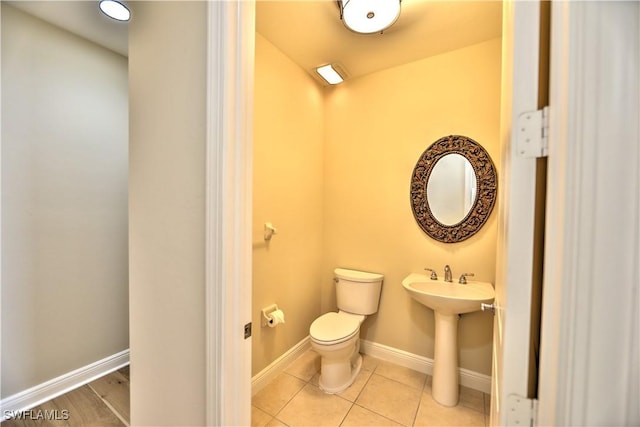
[432,312,459,407]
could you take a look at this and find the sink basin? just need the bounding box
[402,273,494,315]
[402,272,494,407]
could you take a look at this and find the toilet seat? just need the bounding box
[310,312,360,345]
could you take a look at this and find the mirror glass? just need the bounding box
[426,154,477,225]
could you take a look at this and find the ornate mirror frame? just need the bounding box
[410,135,497,243]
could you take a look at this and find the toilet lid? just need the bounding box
[310,312,360,344]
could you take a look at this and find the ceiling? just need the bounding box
[7,0,129,56]
[5,1,502,82]
[256,1,502,82]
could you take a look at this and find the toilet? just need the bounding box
[309,268,384,394]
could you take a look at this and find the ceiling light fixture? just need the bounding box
[99,0,131,22]
[316,65,344,85]
[338,0,401,34]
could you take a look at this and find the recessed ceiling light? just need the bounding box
[316,65,344,85]
[99,0,131,22]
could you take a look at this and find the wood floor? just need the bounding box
[2,366,130,427]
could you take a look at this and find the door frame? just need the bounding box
[205,1,254,425]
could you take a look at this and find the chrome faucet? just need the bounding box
[424,268,438,280]
[458,273,474,284]
[444,265,452,282]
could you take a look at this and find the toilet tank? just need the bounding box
[335,268,384,315]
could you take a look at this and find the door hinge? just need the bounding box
[244,322,252,339]
[506,394,538,426]
[517,106,549,158]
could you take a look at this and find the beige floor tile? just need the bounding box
[374,360,427,390]
[341,404,403,426]
[338,367,373,402]
[252,373,306,416]
[361,353,382,372]
[309,372,320,387]
[356,374,422,426]
[252,406,273,427]
[414,389,485,427]
[267,418,289,427]
[284,350,320,382]
[459,386,484,413]
[277,384,352,426]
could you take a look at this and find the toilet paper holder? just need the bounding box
[261,304,282,327]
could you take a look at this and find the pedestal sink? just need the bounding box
[402,273,494,407]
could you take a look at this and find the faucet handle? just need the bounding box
[424,268,438,280]
[459,273,474,284]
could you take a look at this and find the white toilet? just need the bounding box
[309,268,384,394]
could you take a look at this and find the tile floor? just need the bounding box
[252,350,490,426]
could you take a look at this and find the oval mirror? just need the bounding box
[410,135,497,243]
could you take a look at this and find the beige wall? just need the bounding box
[254,36,502,376]
[1,4,129,397]
[128,2,207,424]
[322,38,502,375]
[252,34,325,375]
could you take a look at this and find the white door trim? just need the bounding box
[205,1,254,425]
[539,2,640,425]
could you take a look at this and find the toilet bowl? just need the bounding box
[310,311,364,393]
[309,268,383,394]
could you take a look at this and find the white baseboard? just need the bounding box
[360,339,491,393]
[251,337,311,396]
[1,349,130,419]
